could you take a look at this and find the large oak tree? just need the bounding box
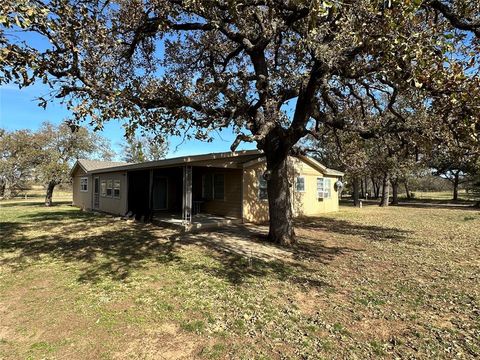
[1,0,479,244]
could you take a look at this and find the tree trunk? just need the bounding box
[371,176,380,198]
[364,176,369,198]
[360,179,365,199]
[264,143,295,246]
[380,173,389,207]
[404,181,411,199]
[453,172,459,201]
[45,181,57,206]
[0,179,5,198]
[391,179,399,205]
[352,176,360,207]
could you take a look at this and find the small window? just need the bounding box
[296,176,305,192]
[317,177,324,200]
[113,180,121,198]
[258,174,268,200]
[100,180,107,197]
[213,174,225,200]
[80,177,88,192]
[106,179,113,197]
[324,178,331,199]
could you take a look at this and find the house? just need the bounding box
[71,150,344,228]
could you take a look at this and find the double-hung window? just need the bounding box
[323,178,331,199]
[317,177,331,199]
[80,177,88,192]
[113,180,121,198]
[295,176,306,192]
[258,175,268,200]
[106,180,113,197]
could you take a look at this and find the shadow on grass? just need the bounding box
[0,200,72,208]
[295,217,411,243]
[340,198,478,211]
[0,206,406,290]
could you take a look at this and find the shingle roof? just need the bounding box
[76,159,130,172]
[71,150,343,177]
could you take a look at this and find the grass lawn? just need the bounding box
[1,197,479,359]
[398,190,477,203]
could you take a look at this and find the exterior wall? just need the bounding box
[289,157,339,216]
[242,162,270,223]
[193,167,243,218]
[72,167,92,210]
[97,171,128,216]
[242,157,340,224]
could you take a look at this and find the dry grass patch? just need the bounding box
[0,198,479,359]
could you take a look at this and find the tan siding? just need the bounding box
[290,157,339,216]
[72,167,92,210]
[97,171,128,215]
[242,156,340,223]
[194,168,242,218]
[242,162,270,223]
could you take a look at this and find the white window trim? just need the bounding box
[106,179,113,198]
[80,177,88,192]
[317,177,325,200]
[323,178,331,199]
[113,179,121,199]
[295,176,306,193]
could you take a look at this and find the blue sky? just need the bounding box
[0,29,257,159]
[0,82,256,159]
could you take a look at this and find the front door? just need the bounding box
[93,177,100,209]
[153,177,168,210]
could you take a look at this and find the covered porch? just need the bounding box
[126,164,243,230]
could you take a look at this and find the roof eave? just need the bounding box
[89,150,263,174]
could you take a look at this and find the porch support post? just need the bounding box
[182,166,192,223]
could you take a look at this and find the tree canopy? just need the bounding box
[120,134,168,163]
[0,122,114,204]
[1,0,479,243]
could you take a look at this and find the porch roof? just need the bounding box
[88,150,264,174]
[72,149,344,177]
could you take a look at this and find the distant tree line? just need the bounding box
[0,122,168,205]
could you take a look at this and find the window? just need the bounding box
[324,178,331,199]
[317,177,324,200]
[202,173,224,200]
[100,180,107,197]
[317,177,331,199]
[295,176,305,192]
[80,177,88,192]
[106,179,113,197]
[113,180,121,198]
[213,174,225,200]
[258,174,268,200]
[202,174,213,200]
